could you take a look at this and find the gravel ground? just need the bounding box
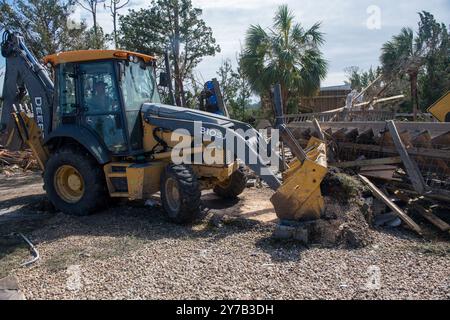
[0,173,449,300]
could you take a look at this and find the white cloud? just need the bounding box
[2,0,449,88]
[192,0,450,85]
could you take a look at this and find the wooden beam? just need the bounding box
[387,121,427,194]
[409,204,450,233]
[353,94,405,108]
[358,174,423,235]
[313,118,325,141]
[338,142,450,160]
[287,122,450,138]
[330,157,402,168]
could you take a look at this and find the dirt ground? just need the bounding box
[0,172,449,300]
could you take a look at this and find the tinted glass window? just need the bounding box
[120,60,160,150]
[79,62,127,153]
[58,63,77,115]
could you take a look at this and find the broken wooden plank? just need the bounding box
[387,121,427,194]
[358,174,423,235]
[338,142,450,160]
[330,157,402,168]
[345,128,359,142]
[313,118,325,141]
[411,131,433,149]
[409,204,450,233]
[377,130,413,148]
[287,122,450,139]
[332,128,348,141]
[360,165,398,171]
[356,128,375,144]
[360,165,401,181]
[431,131,450,149]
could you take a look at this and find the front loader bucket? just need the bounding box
[271,137,328,221]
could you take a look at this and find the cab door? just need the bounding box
[78,61,128,153]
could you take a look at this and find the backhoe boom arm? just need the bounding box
[0,30,54,148]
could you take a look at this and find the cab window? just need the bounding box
[120,60,160,150]
[58,63,77,115]
[79,61,127,153]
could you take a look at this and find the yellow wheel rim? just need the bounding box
[165,177,181,213]
[54,165,85,203]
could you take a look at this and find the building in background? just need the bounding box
[299,84,351,113]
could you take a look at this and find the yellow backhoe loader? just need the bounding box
[0,30,327,224]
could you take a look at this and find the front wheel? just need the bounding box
[160,164,201,224]
[43,147,107,216]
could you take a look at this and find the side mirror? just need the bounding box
[159,72,169,87]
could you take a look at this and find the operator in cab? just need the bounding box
[87,81,114,113]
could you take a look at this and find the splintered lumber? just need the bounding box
[0,149,39,170]
[360,165,400,181]
[387,121,427,194]
[356,128,375,144]
[353,94,405,108]
[411,131,432,148]
[331,157,402,168]
[378,130,413,148]
[332,128,347,141]
[287,122,450,138]
[431,131,450,149]
[345,128,359,142]
[313,118,325,141]
[358,174,422,235]
[409,205,450,233]
[339,142,450,160]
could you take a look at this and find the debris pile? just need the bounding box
[287,119,450,236]
[273,169,373,248]
[0,147,39,174]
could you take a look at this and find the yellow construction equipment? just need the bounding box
[1,30,328,224]
[427,91,450,122]
[271,137,328,221]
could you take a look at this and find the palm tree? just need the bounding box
[381,27,425,121]
[241,5,328,115]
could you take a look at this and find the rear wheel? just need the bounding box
[213,165,248,199]
[44,147,107,216]
[160,164,201,224]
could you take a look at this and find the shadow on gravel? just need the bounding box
[0,194,47,211]
[0,173,42,191]
[254,237,307,263]
[0,193,258,247]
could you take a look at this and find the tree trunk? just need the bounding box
[172,1,184,107]
[93,11,98,48]
[113,5,117,48]
[260,92,273,119]
[410,72,419,121]
[281,85,289,115]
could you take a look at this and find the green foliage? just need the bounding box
[380,11,450,113]
[417,12,450,109]
[217,54,252,121]
[105,0,130,48]
[0,0,91,58]
[82,25,111,49]
[118,0,220,107]
[240,5,327,114]
[75,0,111,49]
[344,66,381,91]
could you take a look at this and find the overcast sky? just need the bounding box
[1,0,449,87]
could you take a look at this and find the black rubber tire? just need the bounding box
[160,164,201,224]
[43,147,107,216]
[213,165,248,199]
